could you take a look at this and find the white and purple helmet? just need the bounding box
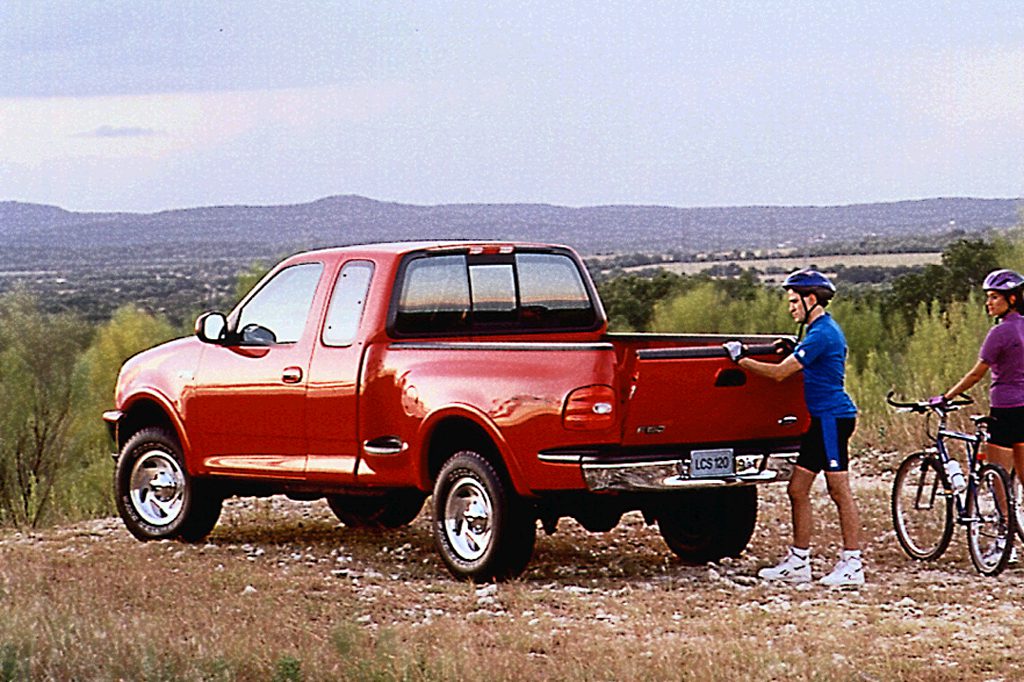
[982,269,1024,292]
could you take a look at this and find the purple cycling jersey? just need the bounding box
[980,311,1024,408]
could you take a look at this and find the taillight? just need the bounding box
[563,385,616,431]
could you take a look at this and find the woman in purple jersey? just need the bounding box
[938,269,1024,478]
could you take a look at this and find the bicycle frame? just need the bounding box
[930,410,991,524]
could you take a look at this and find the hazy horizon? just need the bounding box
[2,3,1022,213]
[4,192,1024,217]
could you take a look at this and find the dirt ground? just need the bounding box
[3,471,1024,680]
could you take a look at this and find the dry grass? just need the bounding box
[3,471,1024,681]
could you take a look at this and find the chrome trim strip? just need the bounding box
[391,342,614,352]
[537,453,586,464]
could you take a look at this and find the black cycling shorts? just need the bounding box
[988,406,1024,448]
[796,416,856,473]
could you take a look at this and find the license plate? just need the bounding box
[689,448,734,478]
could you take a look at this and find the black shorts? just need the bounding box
[988,406,1024,448]
[796,416,856,473]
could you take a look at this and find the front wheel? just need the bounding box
[966,463,1014,577]
[432,450,536,582]
[114,427,222,542]
[891,451,953,561]
[655,486,758,564]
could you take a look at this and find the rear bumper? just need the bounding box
[538,440,800,492]
[580,453,797,492]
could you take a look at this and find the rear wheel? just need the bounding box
[655,486,757,564]
[114,427,222,542]
[966,463,1014,577]
[432,450,536,581]
[891,452,953,561]
[326,491,426,529]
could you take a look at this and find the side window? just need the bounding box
[323,260,374,347]
[237,262,323,344]
[395,255,470,334]
[516,253,595,328]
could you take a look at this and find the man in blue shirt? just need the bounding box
[723,270,864,586]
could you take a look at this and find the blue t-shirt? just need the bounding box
[793,313,858,418]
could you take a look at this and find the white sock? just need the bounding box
[841,549,862,564]
[791,546,810,560]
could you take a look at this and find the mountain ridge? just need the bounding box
[1,195,1021,259]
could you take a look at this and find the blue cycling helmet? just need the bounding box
[782,269,836,293]
[982,269,1024,292]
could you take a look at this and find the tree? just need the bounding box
[0,293,91,527]
[597,271,684,331]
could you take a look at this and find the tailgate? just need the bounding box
[621,344,809,447]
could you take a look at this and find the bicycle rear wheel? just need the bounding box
[891,451,953,561]
[966,463,1014,577]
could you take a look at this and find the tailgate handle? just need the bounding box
[714,368,746,387]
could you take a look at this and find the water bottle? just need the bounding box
[944,459,967,493]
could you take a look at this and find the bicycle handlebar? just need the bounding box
[885,390,973,413]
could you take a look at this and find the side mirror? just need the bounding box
[195,312,228,344]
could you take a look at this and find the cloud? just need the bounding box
[75,125,164,138]
[0,82,423,165]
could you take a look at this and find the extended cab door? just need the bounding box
[185,261,325,478]
[304,259,376,484]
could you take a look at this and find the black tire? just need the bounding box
[327,490,426,529]
[655,486,758,564]
[114,427,222,542]
[1011,471,1024,544]
[432,450,536,581]
[966,463,1015,577]
[891,452,953,561]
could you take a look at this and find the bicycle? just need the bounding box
[887,391,1016,576]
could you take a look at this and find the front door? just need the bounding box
[185,261,325,478]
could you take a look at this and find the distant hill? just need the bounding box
[1,195,1021,261]
[0,194,1020,321]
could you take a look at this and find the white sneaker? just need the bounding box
[819,557,865,587]
[758,549,811,583]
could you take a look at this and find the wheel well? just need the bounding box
[426,417,506,484]
[119,399,178,450]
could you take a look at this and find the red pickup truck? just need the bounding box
[105,242,808,580]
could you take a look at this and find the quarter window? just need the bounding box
[323,261,374,347]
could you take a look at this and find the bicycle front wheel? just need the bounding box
[966,463,1014,577]
[892,451,953,561]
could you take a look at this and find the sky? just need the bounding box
[1,1,1022,213]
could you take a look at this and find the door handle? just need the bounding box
[282,367,303,384]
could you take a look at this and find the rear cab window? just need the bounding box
[390,248,598,335]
